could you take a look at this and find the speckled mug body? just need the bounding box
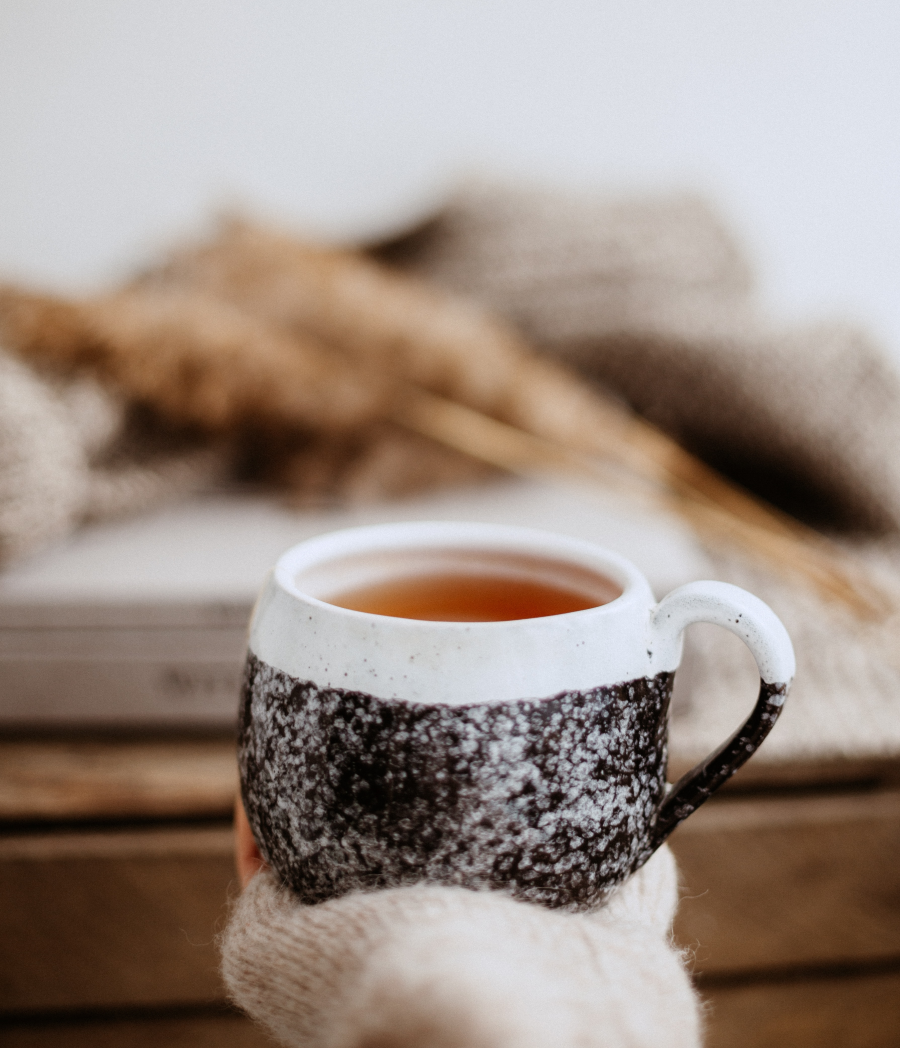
[240,653,673,910]
[239,522,794,911]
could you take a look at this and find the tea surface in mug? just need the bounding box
[324,556,621,621]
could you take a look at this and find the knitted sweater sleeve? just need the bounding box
[220,845,701,1048]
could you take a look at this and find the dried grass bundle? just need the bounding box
[0,283,390,433]
[0,220,886,617]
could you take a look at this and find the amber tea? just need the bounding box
[324,554,622,621]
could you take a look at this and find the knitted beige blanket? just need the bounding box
[222,846,701,1048]
[382,183,900,535]
[0,351,222,563]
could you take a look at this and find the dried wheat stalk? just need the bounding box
[0,220,889,618]
[0,284,392,433]
[139,220,890,616]
[394,389,889,618]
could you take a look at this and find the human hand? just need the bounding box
[235,795,268,889]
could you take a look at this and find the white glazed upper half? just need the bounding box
[248,522,795,707]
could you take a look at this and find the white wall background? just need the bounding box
[1,1,899,349]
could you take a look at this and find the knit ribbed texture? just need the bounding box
[669,541,900,764]
[0,351,93,561]
[0,346,224,563]
[385,181,900,532]
[221,845,701,1048]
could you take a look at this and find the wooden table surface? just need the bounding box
[1,737,899,1047]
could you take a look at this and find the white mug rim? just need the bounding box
[272,520,649,629]
[251,518,793,707]
[253,520,660,704]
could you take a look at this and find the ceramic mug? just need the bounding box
[239,521,794,911]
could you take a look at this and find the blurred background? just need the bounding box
[1,0,899,351]
[3,4,900,1047]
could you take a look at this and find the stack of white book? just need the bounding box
[0,481,705,729]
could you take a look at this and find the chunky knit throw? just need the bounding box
[382,182,900,533]
[0,348,223,563]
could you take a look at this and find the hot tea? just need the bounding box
[326,569,608,621]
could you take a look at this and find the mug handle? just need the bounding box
[647,581,796,850]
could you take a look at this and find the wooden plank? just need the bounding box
[671,789,900,973]
[700,969,900,1048]
[4,788,900,1014]
[0,740,237,823]
[0,826,235,1014]
[4,973,899,1048]
[4,747,900,1015]
[0,1010,275,1048]
[2,736,899,826]
[667,751,900,792]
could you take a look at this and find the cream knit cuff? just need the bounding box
[221,844,701,1048]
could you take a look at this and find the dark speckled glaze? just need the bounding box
[239,653,787,911]
[645,679,788,855]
